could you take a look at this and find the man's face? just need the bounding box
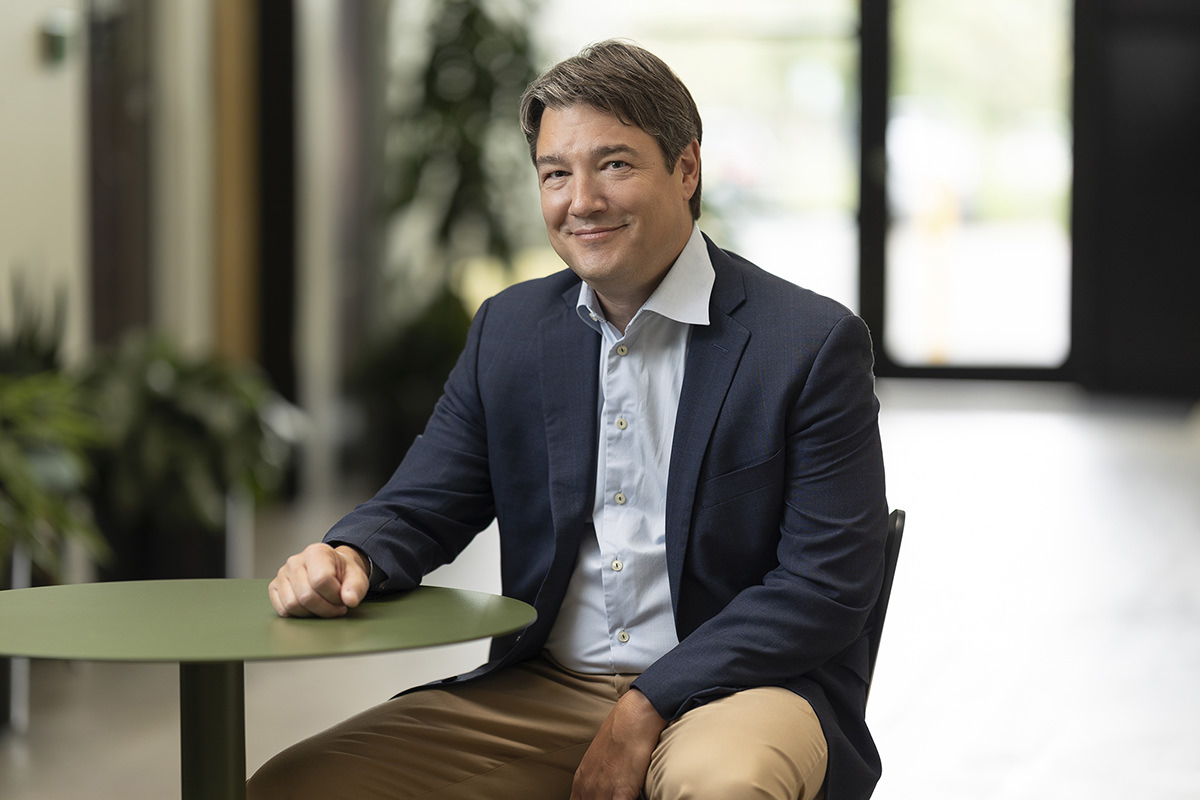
[534,104,699,313]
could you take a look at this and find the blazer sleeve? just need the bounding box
[633,312,889,720]
[322,299,498,591]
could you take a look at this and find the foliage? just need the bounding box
[351,0,540,480]
[0,276,65,376]
[1,290,293,581]
[83,334,292,541]
[0,372,110,579]
[382,0,540,295]
[347,287,472,481]
[0,279,109,580]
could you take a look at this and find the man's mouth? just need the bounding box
[571,224,625,241]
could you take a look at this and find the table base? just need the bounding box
[180,661,246,800]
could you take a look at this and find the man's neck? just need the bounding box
[592,281,661,335]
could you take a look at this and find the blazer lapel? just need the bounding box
[538,283,600,569]
[664,247,749,609]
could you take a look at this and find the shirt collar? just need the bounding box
[575,224,714,331]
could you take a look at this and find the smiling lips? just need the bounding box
[571,224,626,240]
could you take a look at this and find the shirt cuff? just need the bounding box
[364,554,388,590]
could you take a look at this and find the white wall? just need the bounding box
[0,1,88,364]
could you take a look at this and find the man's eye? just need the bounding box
[542,170,567,183]
[605,160,628,170]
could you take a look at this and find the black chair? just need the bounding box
[866,509,905,703]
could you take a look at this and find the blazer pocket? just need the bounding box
[697,448,784,509]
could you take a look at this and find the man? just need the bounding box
[251,39,888,800]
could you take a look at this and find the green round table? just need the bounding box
[0,579,535,800]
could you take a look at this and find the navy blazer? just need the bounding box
[326,236,889,800]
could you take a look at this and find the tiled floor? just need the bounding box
[2,378,1198,799]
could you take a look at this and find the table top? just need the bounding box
[0,579,535,663]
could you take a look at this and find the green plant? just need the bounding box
[375,0,540,332]
[0,275,66,377]
[347,287,472,480]
[348,0,539,480]
[84,334,291,577]
[0,372,110,580]
[0,278,109,581]
[385,0,539,271]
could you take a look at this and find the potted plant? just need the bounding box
[349,0,539,481]
[0,372,110,581]
[347,287,474,482]
[83,333,292,580]
[0,280,111,728]
[0,280,110,583]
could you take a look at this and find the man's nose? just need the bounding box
[569,174,606,216]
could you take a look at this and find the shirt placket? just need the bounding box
[599,331,640,658]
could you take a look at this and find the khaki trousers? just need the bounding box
[247,654,826,800]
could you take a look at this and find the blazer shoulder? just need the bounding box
[709,240,857,331]
[485,268,580,318]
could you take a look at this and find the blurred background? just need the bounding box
[1,0,1198,797]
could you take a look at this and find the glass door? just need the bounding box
[863,0,1074,375]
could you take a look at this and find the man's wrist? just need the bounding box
[618,688,669,737]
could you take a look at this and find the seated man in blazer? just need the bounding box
[251,39,888,800]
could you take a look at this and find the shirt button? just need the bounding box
[589,311,599,322]
[615,344,629,356]
[614,492,627,505]
[617,630,630,643]
[611,559,623,572]
[616,417,628,430]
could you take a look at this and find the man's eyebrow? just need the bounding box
[535,144,644,169]
[592,143,641,160]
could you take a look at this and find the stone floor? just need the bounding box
[2,378,1198,799]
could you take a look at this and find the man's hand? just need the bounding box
[268,543,370,618]
[571,688,668,800]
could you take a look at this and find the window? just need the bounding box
[884,0,1073,367]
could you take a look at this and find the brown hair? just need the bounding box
[519,40,703,220]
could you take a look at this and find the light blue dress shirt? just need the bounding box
[545,225,715,674]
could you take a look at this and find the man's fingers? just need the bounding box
[271,574,347,618]
[339,564,369,609]
[269,544,353,618]
[267,580,289,616]
[269,579,314,618]
[300,544,350,606]
[332,545,371,609]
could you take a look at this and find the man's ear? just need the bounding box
[677,139,701,201]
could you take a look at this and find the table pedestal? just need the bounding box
[180,662,246,800]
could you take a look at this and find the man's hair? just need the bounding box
[519,40,704,220]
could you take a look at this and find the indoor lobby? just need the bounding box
[3,1,1199,798]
